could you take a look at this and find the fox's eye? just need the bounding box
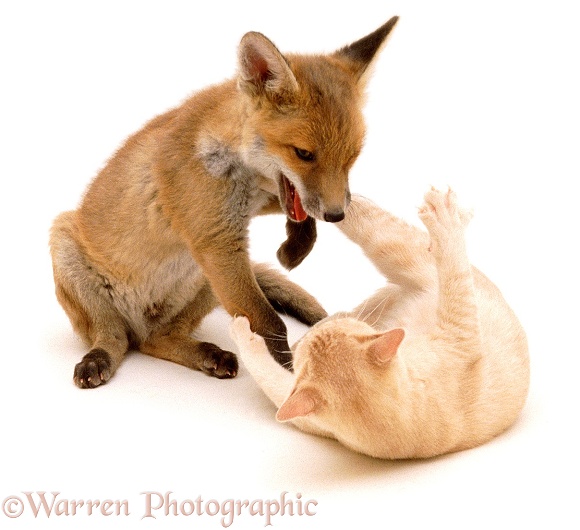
[294,147,315,162]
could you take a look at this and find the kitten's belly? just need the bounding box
[375,291,437,336]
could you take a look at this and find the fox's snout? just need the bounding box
[323,209,345,223]
[321,190,351,222]
[316,180,352,223]
[303,185,351,223]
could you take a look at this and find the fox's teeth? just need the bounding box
[282,175,307,222]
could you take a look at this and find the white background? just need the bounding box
[1,1,579,528]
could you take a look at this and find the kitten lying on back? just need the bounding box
[230,187,529,459]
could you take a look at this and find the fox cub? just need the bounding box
[50,17,399,388]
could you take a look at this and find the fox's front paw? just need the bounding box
[198,342,238,379]
[73,348,112,389]
[418,187,472,254]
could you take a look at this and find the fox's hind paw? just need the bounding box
[73,348,112,389]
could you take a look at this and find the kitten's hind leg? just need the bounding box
[418,187,473,264]
[418,188,480,351]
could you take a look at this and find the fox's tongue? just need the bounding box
[283,176,308,222]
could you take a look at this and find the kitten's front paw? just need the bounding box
[230,316,257,345]
[230,316,273,363]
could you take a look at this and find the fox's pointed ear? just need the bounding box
[335,16,399,86]
[367,328,405,365]
[276,387,320,422]
[238,32,299,98]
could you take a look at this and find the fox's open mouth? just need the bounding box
[280,174,308,222]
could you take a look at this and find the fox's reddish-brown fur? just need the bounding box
[50,17,399,388]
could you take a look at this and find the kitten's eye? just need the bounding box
[294,147,315,162]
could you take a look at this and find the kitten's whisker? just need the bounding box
[355,298,370,320]
[370,301,388,328]
[363,297,387,326]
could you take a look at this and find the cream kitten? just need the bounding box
[230,188,529,459]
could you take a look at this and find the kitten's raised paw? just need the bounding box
[74,348,112,389]
[418,187,472,257]
[419,188,472,234]
[199,342,239,379]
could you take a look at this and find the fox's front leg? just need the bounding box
[198,246,292,368]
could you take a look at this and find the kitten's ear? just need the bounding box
[238,32,299,98]
[334,16,399,87]
[276,387,319,422]
[368,328,405,365]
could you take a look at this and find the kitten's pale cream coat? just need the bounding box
[231,188,529,459]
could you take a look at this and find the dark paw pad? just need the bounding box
[73,348,112,389]
[199,342,239,379]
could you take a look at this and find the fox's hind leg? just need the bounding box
[50,211,130,388]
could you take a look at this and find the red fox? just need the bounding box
[49,17,399,388]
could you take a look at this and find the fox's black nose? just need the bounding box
[323,210,345,223]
